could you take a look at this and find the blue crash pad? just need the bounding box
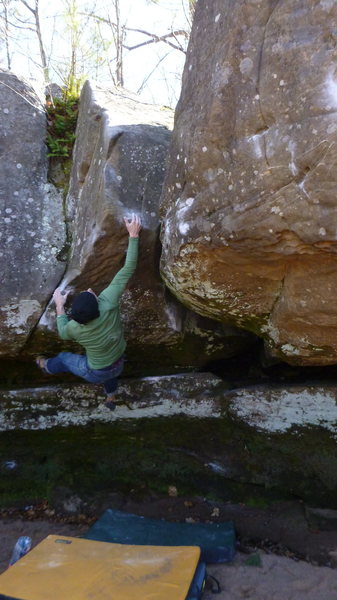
[84,509,236,564]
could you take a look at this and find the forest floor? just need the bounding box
[0,496,337,599]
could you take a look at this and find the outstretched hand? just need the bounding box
[124,213,141,238]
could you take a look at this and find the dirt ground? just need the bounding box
[1,496,337,599]
[205,551,337,600]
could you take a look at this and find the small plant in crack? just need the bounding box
[46,90,79,159]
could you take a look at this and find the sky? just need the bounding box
[121,0,189,105]
[2,0,191,107]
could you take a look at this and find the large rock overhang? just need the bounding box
[159,0,337,365]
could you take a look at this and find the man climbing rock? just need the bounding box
[36,214,141,410]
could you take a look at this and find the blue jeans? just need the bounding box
[45,352,124,395]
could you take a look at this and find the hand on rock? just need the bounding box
[124,213,141,238]
[53,288,69,307]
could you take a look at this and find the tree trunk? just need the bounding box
[114,0,124,87]
[34,0,49,84]
[3,0,11,70]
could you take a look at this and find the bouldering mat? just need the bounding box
[0,535,202,600]
[84,508,236,563]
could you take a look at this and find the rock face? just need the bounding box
[62,83,177,369]
[0,373,222,430]
[29,82,254,375]
[0,70,65,356]
[1,377,337,508]
[160,0,337,365]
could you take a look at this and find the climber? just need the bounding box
[36,213,141,410]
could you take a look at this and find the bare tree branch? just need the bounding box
[34,0,49,82]
[0,15,35,31]
[11,0,49,82]
[19,0,35,15]
[137,50,170,95]
[127,27,188,40]
[2,0,11,69]
[124,32,186,54]
[108,0,124,87]
[77,11,188,53]
[1,1,190,105]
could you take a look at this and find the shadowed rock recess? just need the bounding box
[160,0,337,366]
[1,376,337,512]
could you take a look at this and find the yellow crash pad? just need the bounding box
[0,535,201,600]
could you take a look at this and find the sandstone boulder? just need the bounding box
[0,70,65,356]
[29,82,254,375]
[160,0,337,365]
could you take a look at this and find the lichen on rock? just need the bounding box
[159,0,337,365]
[0,70,66,357]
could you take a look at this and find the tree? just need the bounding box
[90,0,126,87]
[0,0,12,70]
[17,0,49,84]
[53,0,101,96]
[112,0,124,87]
[78,1,190,95]
[61,0,83,94]
[0,0,193,107]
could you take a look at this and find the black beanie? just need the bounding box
[70,292,100,324]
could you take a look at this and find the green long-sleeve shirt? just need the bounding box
[56,237,139,369]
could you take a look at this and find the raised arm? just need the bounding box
[99,214,141,305]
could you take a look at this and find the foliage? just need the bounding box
[46,90,79,158]
[1,0,191,108]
